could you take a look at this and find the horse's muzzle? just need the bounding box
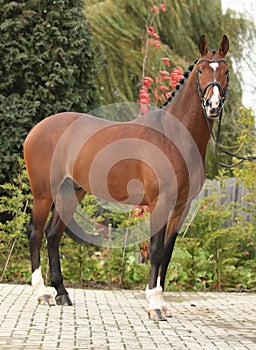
[204,98,222,118]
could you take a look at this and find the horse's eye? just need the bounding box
[225,70,229,75]
[198,69,203,74]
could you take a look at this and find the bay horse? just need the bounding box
[24,35,229,321]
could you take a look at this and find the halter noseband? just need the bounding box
[196,58,230,120]
[195,58,256,167]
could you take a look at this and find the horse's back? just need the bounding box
[24,112,84,148]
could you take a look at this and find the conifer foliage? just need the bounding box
[0,0,97,183]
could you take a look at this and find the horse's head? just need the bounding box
[196,35,229,119]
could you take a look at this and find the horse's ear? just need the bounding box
[198,35,208,56]
[219,35,229,56]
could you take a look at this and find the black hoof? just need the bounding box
[55,293,73,306]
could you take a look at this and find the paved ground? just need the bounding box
[0,284,255,350]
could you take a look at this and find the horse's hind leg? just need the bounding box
[45,178,85,306]
[26,197,55,305]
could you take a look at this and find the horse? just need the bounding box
[24,35,229,321]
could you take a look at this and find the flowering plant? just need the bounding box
[138,3,184,113]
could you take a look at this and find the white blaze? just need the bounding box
[208,62,220,109]
[209,62,219,72]
[211,85,220,108]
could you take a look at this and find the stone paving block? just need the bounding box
[0,284,256,349]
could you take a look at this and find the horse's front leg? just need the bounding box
[157,206,189,318]
[146,222,167,321]
[159,231,178,318]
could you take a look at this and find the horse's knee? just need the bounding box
[26,219,44,255]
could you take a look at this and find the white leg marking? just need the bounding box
[32,267,47,298]
[146,277,166,310]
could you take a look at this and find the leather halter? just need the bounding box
[195,58,230,120]
[195,58,255,167]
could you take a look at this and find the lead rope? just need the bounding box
[204,109,256,168]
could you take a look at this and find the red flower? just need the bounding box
[161,57,170,67]
[170,66,184,90]
[159,3,167,12]
[158,85,169,92]
[150,5,159,13]
[160,75,170,82]
[154,88,162,101]
[152,32,159,40]
[146,26,158,38]
[142,76,154,87]
[138,87,150,104]
[132,205,150,218]
[138,87,151,115]
[159,70,169,76]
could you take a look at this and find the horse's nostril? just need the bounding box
[205,99,211,108]
[207,98,220,110]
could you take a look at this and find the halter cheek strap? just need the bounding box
[195,58,230,120]
[195,58,255,167]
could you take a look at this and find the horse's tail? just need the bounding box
[54,177,101,247]
[65,218,94,246]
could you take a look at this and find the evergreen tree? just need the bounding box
[0,0,98,183]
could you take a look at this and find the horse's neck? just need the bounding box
[167,77,212,159]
